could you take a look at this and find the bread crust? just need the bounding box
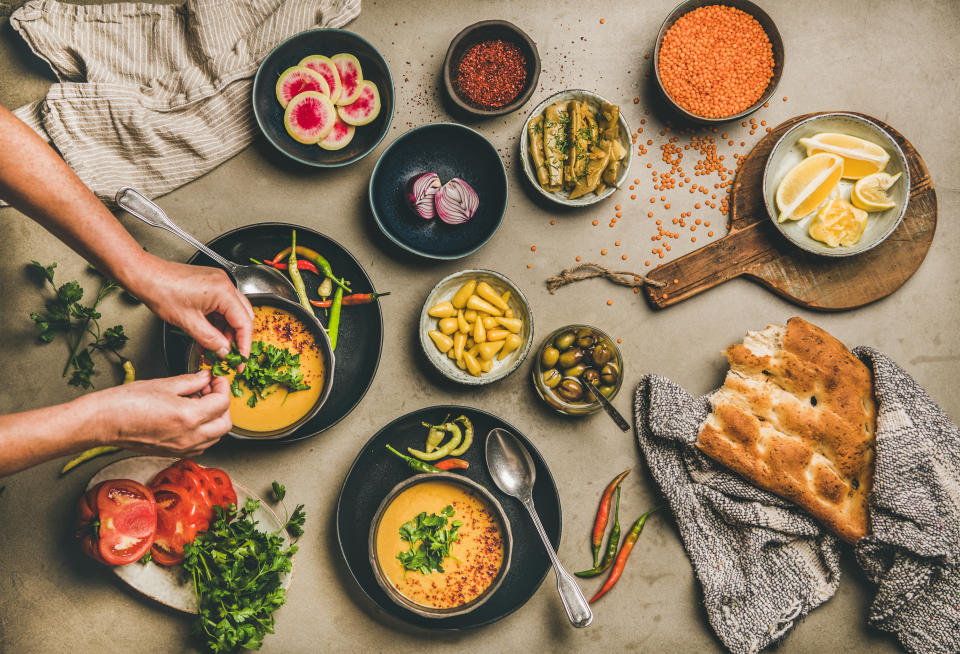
[695,317,876,544]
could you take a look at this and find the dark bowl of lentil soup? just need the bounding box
[368,472,513,619]
[653,0,784,124]
[442,20,541,119]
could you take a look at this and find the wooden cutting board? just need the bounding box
[643,112,937,311]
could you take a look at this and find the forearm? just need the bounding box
[0,105,161,298]
[0,394,106,477]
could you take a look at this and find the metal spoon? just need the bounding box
[570,375,631,432]
[485,428,593,628]
[115,187,299,302]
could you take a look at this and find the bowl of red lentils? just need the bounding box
[653,0,784,123]
[442,20,541,119]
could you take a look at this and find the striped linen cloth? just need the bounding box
[5,0,360,205]
[635,348,960,654]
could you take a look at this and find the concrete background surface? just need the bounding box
[1,0,958,652]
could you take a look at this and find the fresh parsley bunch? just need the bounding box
[396,505,462,576]
[28,261,129,388]
[207,342,310,408]
[183,482,305,653]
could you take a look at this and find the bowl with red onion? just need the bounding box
[442,20,541,119]
[368,122,508,260]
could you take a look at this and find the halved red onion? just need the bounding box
[435,177,479,225]
[406,172,441,220]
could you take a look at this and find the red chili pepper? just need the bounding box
[590,469,631,568]
[434,458,469,471]
[310,292,390,308]
[253,258,320,275]
[589,507,659,604]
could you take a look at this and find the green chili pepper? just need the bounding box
[589,507,660,603]
[272,245,351,293]
[288,230,311,311]
[423,417,450,454]
[448,415,474,456]
[386,445,442,474]
[408,422,462,461]
[328,282,344,351]
[575,486,621,578]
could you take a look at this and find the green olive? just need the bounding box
[577,333,597,349]
[541,369,562,388]
[564,363,588,378]
[557,347,583,369]
[583,369,601,386]
[557,378,584,402]
[553,331,576,350]
[598,384,615,397]
[590,343,612,366]
[541,346,560,369]
[600,362,620,385]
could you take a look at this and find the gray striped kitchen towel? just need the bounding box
[6,0,360,205]
[635,347,960,654]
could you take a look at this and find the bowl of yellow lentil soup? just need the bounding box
[188,294,335,440]
[368,472,513,618]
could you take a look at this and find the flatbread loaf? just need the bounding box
[696,317,876,544]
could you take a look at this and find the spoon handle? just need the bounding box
[583,379,631,432]
[522,497,593,628]
[115,187,239,274]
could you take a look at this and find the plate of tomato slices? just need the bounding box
[83,456,291,613]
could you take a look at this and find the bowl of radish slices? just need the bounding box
[253,28,394,167]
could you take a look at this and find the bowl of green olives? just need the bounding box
[532,324,623,416]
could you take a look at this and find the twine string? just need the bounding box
[545,263,666,294]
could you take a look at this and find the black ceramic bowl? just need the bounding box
[368,123,508,260]
[252,28,394,166]
[652,0,784,124]
[442,20,540,119]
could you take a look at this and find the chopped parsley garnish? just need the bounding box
[396,505,462,576]
[206,341,310,408]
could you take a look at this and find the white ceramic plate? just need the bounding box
[86,456,292,614]
[762,113,910,257]
[418,270,533,386]
[519,89,632,207]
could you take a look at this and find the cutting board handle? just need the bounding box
[643,221,777,308]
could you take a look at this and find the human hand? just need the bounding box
[133,256,254,358]
[87,370,233,457]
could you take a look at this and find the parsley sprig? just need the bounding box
[28,261,129,388]
[206,341,310,408]
[396,505,462,576]
[183,482,305,653]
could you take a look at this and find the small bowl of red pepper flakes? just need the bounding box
[442,20,541,119]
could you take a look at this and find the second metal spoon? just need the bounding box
[115,187,298,302]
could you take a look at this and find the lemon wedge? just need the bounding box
[851,171,902,212]
[797,133,890,180]
[775,153,844,222]
[808,198,868,247]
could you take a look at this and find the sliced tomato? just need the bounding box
[200,467,237,509]
[75,479,156,566]
[150,483,203,566]
[173,468,216,522]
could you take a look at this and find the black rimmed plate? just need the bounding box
[368,123,508,260]
[336,405,561,629]
[252,28,395,167]
[161,223,383,442]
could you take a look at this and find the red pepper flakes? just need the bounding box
[457,40,527,109]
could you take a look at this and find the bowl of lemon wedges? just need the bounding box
[762,113,909,257]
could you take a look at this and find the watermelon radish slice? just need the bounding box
[337,80,381,126]
[318,113,356,151]
[283,91,336,144]
[299,55,342,105]
[276,66,329,108]
[331,53,364,106]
